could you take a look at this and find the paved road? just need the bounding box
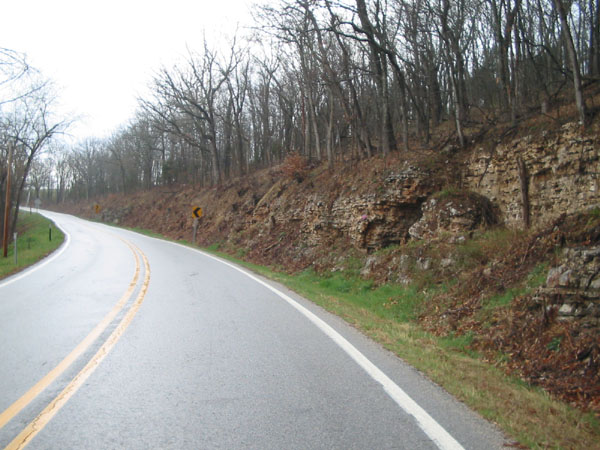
[0,211,508,449]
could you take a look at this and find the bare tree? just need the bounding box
[553,0,587,126]
[0,78,68,243]
[42,0,600,204]
[227,52,251,175]
[0,48,45,107]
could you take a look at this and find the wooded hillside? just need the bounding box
[3,0,598,208]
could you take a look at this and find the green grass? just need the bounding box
[479,262,549,320]
[484,287,524,310]
[205,242,222,252]
[432,186,461,199]
[588,207,600,219]
[0,212,64,280]
[454,228,522,267]
[438,331,477,355]
[526,262,549,289]
[288,270,421,322]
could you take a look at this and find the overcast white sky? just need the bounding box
[0,0,255,142]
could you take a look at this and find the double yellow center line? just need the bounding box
[1,238,151,449]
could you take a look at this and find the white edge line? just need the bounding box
[0,211,71,290]
[123,229,465,450]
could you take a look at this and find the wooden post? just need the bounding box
[517,157,530,229]
[3,145,13,258]
[192,218,199,245]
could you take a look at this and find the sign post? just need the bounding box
[192,207,203,244]
[192,218,199,244]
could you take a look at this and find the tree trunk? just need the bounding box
[330,20,371,157]
[441,0,466,147]
[355,0,394,155]
[208,121,221,185]
[301,92,311,159]
[386,53,409,152]
[235,118,246,176]
[429,64,443,128]
[307,90,322,161]
[590,0,600,76]
[553,0,587,126]
[326,88,335,171]
[451,71,466,148]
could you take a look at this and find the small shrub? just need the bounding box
[547,336,562,352]
[526,262,549,289]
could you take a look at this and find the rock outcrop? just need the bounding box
[408,191,497,242]
[328,167,437,250]
[539,246,600,327]
[465,122,600,228]
[251,164,439,251]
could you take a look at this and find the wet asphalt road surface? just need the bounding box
[0,211,509,449]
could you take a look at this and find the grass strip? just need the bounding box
[0,212,65,280]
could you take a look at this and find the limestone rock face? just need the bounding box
[464,122,600,227]
[100,206,132,224]
[538,246,600,327]
[408,191,497,241]
[257,165,440,251]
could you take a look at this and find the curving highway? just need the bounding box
[0,211,508,449]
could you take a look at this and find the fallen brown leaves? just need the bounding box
[487,296,600,414]
[420,212,600,416]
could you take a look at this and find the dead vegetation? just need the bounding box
[415,212,600,415]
